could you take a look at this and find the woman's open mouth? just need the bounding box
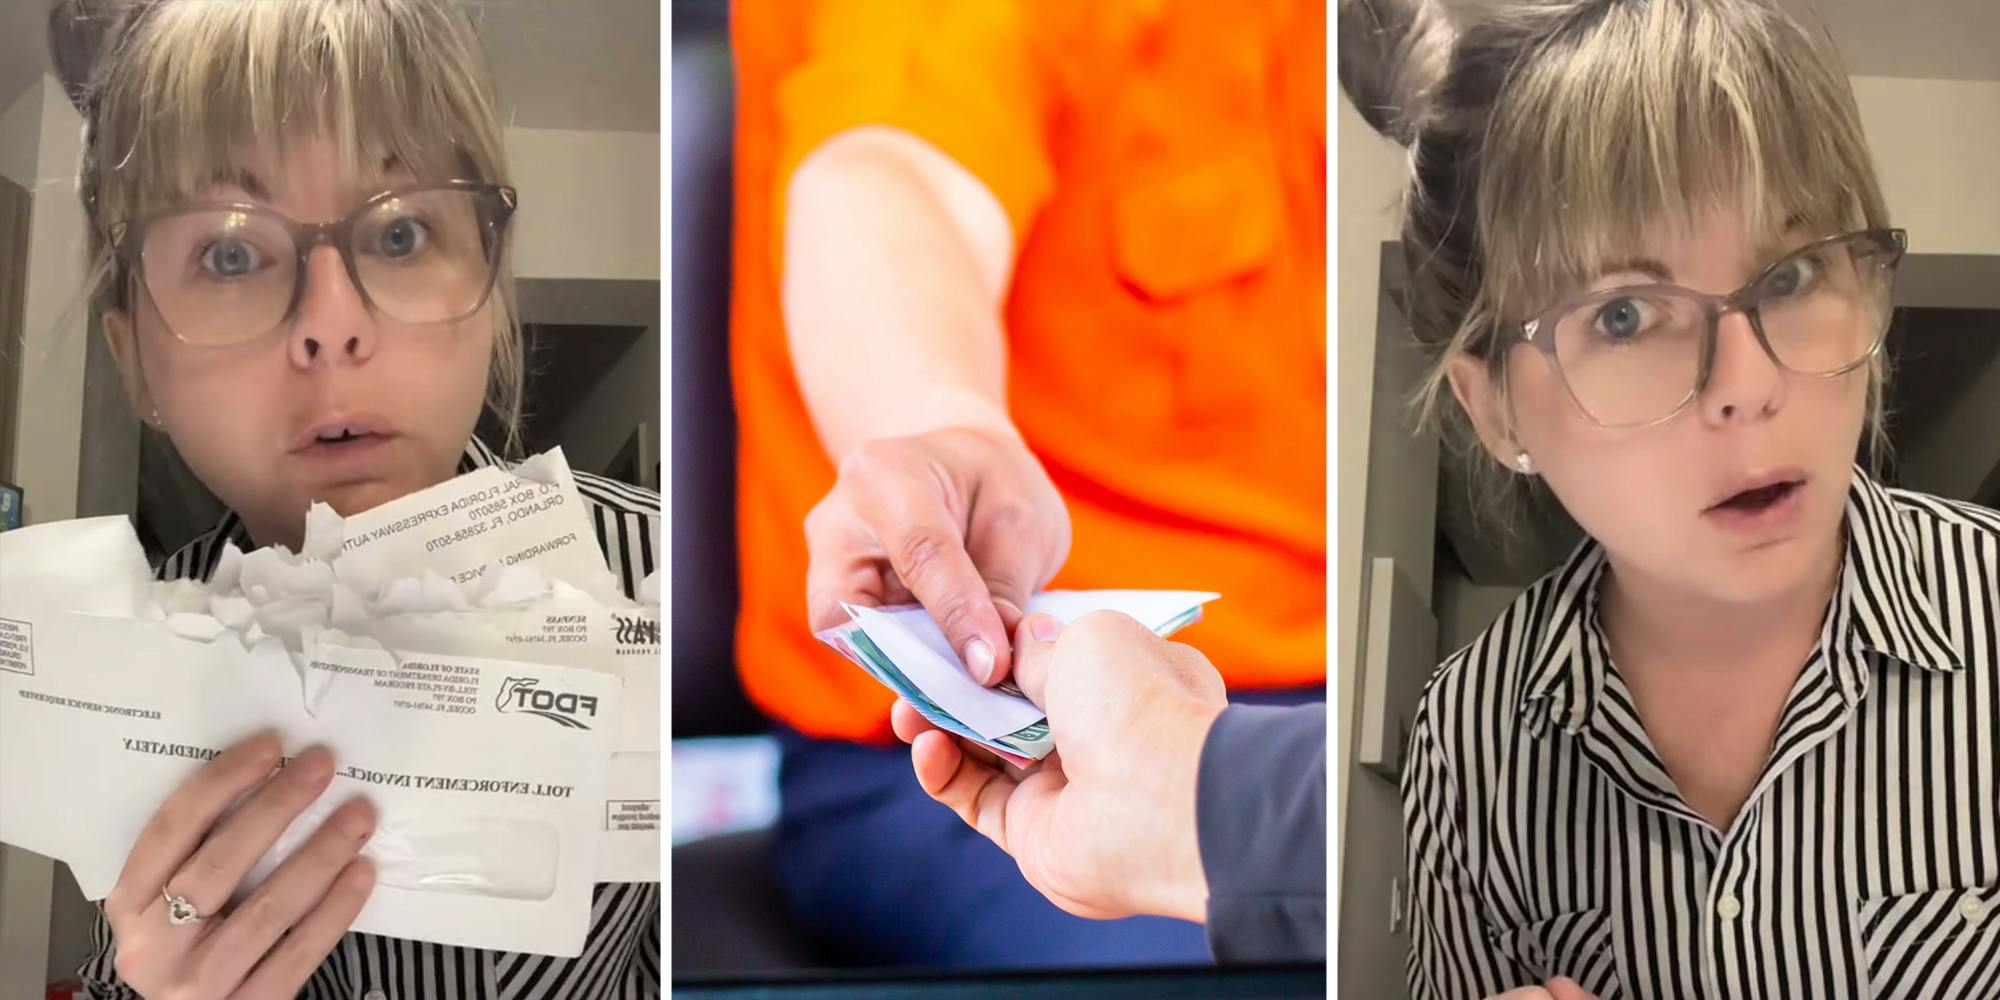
[291,416,397,459]
[1704,474,1808,533]
[1717,480,1797,511]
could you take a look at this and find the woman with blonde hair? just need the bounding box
[46,1,660,995]
[1343,0,1998,997]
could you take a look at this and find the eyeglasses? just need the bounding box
[1499,228,1907,429]
[109,181,518,347]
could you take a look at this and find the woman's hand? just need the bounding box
[892,611,1227,922]
[805,424,1070,686]
[105,732,377,999]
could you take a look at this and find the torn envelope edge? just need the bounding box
[307,445,630,608]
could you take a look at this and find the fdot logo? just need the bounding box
[496,677,598,729]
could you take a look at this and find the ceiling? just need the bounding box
[3,0,658,132]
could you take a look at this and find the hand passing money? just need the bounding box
[815,590,1218,765]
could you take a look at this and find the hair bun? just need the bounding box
[1337,0,1455,145]
[47,0,129,114]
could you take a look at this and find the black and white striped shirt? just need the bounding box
[1405,470,1999,1000]
[82,438,661,1000]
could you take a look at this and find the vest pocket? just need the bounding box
[1107,151,1279,303]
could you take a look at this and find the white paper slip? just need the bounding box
[1021,590,1222,633]
[310,446,626,605]
[846,604,1047,742]
[596,751,662,884]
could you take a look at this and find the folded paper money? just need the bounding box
[816,590,1219,767]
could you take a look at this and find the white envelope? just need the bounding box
[315,447,628,607]
[303,449,660,882]
[0,449,663,952]
[357,596,661,883]
[0,606,617,957]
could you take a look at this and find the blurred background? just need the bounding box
[0,0,660,993]
[666,0,797,971]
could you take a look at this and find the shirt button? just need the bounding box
[1717,892,1742,920]
[1963,896,1988,923]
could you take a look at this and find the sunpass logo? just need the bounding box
[612,614,659,646]
[496,677,598,729]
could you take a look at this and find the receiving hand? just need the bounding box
[892,611,1226,922]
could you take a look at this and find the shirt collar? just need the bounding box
[459,436,504,472]
[1835,468,1963,675]
[1517,467,1962,734]
[1518,538,1612,735]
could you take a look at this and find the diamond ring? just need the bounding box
[162,887,201,926]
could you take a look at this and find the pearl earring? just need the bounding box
[1513,451,1535,474]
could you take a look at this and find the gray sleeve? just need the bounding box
[1196,702,1327,963]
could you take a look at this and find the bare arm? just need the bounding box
[783,124,1070,686]
[783,125,1020,460]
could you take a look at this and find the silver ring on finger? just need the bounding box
[161,886,203,926]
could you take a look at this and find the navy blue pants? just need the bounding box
[771,684,1325,969]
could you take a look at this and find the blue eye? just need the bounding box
[1592,298,1649,341]
[199,237,265,280]
[1763,256,1821,299]
[374,217,431,259]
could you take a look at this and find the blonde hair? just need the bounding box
[51,0,525,452]
[1340,0,1893,529]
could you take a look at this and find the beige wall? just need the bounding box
[506,127,662,282]
[1852,76,2000,255]
[5,76,87,527]
[1333,94,1411,886]
[0,87,41,192]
